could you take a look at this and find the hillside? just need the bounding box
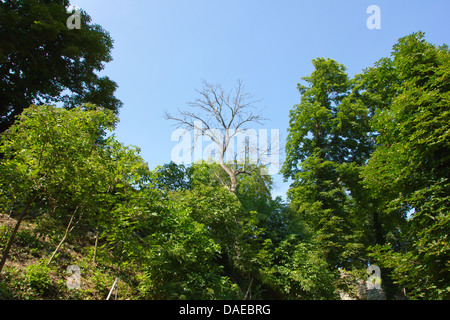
[0,213,142,300]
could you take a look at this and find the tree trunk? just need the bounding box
[47,213,76,266]
[244,277,253,300]
[93,230,99,266]
[373,211,384,245]
[106,278,118,300]
[0,197,33,274]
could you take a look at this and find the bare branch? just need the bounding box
[165,80,269,192]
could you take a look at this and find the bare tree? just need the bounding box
[164,80,270,192]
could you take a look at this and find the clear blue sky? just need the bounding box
[72,0,449,199]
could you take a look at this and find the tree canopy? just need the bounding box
[361,32,450,299]
[281,32,449,299]
[0,0,122,133]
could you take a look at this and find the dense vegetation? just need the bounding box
[0,1,448,300]
[0,0,122,133]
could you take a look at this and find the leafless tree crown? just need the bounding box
[164,80,269,192]
[165,80,264,139]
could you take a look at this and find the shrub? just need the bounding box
[25,262,54,296]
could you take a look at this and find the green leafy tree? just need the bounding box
[0,0,122,132]
[133,179,241,299]
[0,104,116,273]
[282,58,374,269]
[260,235,338,300]
[148,161,298,299]
[152,161,192,191]
[138,199,238,300]
[362,32,450,299]
[93,138,155,268]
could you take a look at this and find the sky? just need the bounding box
[71,0,449,199]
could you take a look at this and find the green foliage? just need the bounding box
[282,58,373,270]
[281,32,449,300]
[152,161,192,191]
[0,104,117,202]
[0,105,119,271]
[136,198,231,299]
[260,236,337,299]
[362,32,450,299]
[1,262,56,299]
[363,32,449,206]
[0,0,122,132]
[282,58,373,179]
[25,262,54,296]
